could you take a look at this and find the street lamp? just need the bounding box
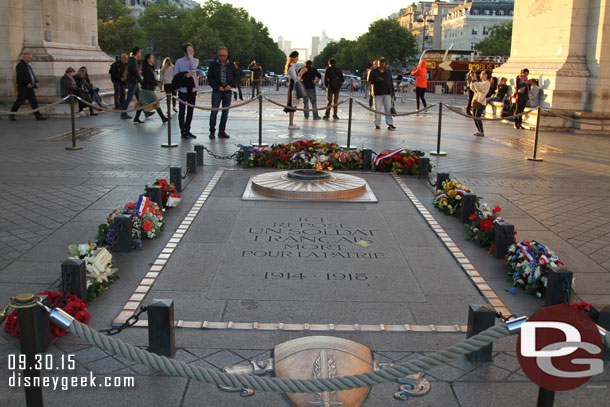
[158,12,179,58]
[418,12,435,53]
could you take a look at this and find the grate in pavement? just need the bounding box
[39,128,115,142]
[489,138,566,154]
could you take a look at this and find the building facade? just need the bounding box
[125,0,198,17]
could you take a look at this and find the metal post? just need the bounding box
[342,97,355,150]
[460,193,478,223]
[417,157,430,180]
[186,151,197,174]
[436,172,450,191]
[35,295,51,353]
[146,185,164,210]
[253,95,267,147]
[162,95,177,148]
[493,221,515,259]
[61,258,88,301]
[194,144,204,166]
[362,149,373,171]
[15,294,43,407]
[430,103,446,156]
[113,214,132,253]
[466,304,495,362]
[170,166,182,192]
[527,106,544,161]
[148,299,175,357]
[65,95,83,151]
[276,77,280,91]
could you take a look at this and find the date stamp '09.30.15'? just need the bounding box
[6,353,135,391]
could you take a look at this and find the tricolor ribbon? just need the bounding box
[291,151,307,161]
[136,196,152,216]
[374,148,407,166]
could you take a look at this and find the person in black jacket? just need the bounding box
[514,68,530,129]
[248,60,263,98]
[60,67,95,116]
[300,61,322,119]
[233,61,243,101]
[369,56,395,130]
[323,58,343,119]
[120,47,143,120]
[208,46,238,139]
[133,54,167,124]
[109,54,127,109]
[10,52,46,121]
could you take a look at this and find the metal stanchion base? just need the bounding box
[340,145,357,150]
[65,146,84,151]
[526,157,544,161]
[429,151,447,156]
[161,143,178,148]
[251,143,269,147]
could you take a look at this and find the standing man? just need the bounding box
[208,46,238,139]
[300,60,322,120]
[323,57,343,119]
[514,68,530,129]
[9,52,47,121]
[174,43,199,139]
[233,61,244,101]
[249,59,262,98]
[369,57,395,130]
[120,47,142,120]
[109,54,127,110]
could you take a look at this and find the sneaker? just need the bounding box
[387,125,396,130]
[374,125,380,130]
[218,131,230,139]
[475,133,485,137]
[288,125,299,129]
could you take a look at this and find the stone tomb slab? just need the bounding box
[208,208,426,302]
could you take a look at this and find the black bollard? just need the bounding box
[466,304,495,362]
[148,299,175,357]
[61,258,88,301]
[460,194,478,223]
[35,294,51,353]
[186,151,197,174]
[146,186,163,210]
[194,144,204,166]
[436,172,450,192]
[544,268,573,307]
[15,294,43,406]
[170,166,182,192]
[113,214,132,253]
[417,157,430,180]
[493,221,515,259]
[590,305,610,361]
[362,149,373,171]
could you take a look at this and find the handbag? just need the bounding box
[390,96,397,114]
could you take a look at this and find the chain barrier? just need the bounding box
[0,95,71,115]
[202,145,239,160]
[354,98,437,117]
[99,306,148,336]
[443,103,538,121]
[263,95,346,112]
[173,95,257,111]
[75,94,167,114]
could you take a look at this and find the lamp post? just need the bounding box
[158,12,179,57]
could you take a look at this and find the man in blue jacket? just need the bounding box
[10,52,46,121]
[208,46,238,139]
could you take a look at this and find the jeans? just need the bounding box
[251,80,261,98]
[374,94,393,126]
[210,90,232,132]
[303,88,320,118]
[178,91,196,135]
[121,82,140,115]
[325,88,340,117]
[113,81,126,109]
[473,104,485,134]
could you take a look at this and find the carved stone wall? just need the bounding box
[0,0,113,102]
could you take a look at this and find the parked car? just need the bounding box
[342,75,361,91]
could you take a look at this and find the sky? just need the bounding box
[194,0,411,50]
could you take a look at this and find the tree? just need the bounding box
[98,15,145,56]
[139,4,186,61]
[475,22,512,56]
[360,19,417,65]
[97,0,129,22]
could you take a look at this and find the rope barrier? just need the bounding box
[443,103,538,121]
[0,95,71,115]
[263,95,346,112]
[544,109,610,126]
[68,319,512,393]
[173,95,257,111]
[354,99,437,117]
[75,95,167,113]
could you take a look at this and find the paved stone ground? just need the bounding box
[0,87,609,406]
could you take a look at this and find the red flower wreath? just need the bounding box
[4,291,90,338]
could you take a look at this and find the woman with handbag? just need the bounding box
[160,57,177,112]
[470,69,492,137]
[283,51,302,129]
[133,54,167,124]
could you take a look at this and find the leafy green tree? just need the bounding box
[98,15,145,56]
[475,22,512,56]
[313,41,341,69]
[360,19,417,65]
[97,0,129,22]
[139,4,186,61]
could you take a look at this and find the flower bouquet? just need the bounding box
[371,148,424,175]
[466,204,502,250]
[433,179,474,216]
[4,291,90,338]
[152,179,181,208]
[68,241,119,301]
[505,240,565,297]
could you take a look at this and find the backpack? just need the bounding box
[329,69,342,90]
